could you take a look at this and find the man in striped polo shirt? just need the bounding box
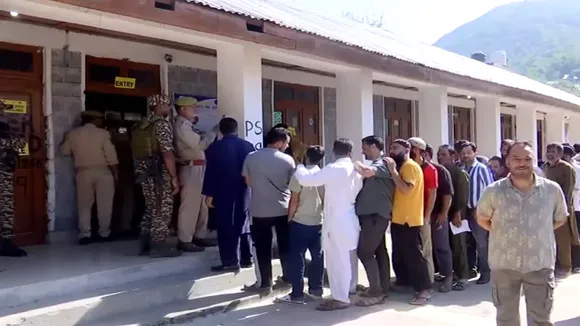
[459,141,494,284]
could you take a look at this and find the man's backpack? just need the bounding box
[131,116,163,160]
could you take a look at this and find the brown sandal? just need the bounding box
[355,296,384,307]
[316,299,350,311]
[409,293,431,306]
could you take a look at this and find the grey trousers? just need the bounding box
[492,269,555,326]
[357,214,390,296]
[431,219,453,278]
[420,223,434,284]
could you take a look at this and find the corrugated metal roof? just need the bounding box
[185,0,580,107]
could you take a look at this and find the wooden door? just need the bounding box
[500,114,514,140]
[453,106,472,141]
[85,56,160,97]
[384,98,412,145]
[0,42,46,245]
[273,82,320,146]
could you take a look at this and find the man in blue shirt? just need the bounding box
[460,141,494,284]
[203,118,255,272]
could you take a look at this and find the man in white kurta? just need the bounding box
[294,139,363,310]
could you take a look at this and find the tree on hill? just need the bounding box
[435,0,580,95]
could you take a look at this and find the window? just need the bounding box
[128,69,157,89]
[274,85,294,101]
[88,64,120,84]
[0,49,34,72]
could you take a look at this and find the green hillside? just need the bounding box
[435,0,580,95]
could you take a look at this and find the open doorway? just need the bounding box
[83,55,162,239]
[85,91,148,238]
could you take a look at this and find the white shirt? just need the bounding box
[572,161,580,212]
[294,157,363,250]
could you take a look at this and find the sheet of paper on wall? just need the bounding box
[449,220,471,235]
[173,94,220,135]
[0,99,27,114]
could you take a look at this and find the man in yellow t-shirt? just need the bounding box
[384,139,432,306]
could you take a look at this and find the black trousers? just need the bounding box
[357,214,390,295]
[250,216,290,287]
[572,212,580,269]
[391,222,431,292]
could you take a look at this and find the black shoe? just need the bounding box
[240,261,253,268]
[93,235,112,243]
[149,242,182,258]
[211,264,241,272]
[0,239,28,257]
[177,241,205,252]
[469,269,478,279]
[79,237,92,246]
[193,238,217,247]
[139,233,150,256]
[476,274,490,284]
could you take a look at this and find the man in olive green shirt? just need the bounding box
[437,145,470,289]
[542,142,579,276]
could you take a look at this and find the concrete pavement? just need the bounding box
[187,273,580,326]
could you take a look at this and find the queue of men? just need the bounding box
[239,127,580,326]
[48,91,580,324]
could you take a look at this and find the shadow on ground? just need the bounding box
[555,316,580,326]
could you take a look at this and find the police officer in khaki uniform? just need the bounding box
[174,97,214,252]
[61,111,119,245]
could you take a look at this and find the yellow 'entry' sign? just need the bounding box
[18,143,29,156]
[0,99,27,114]
[114,77,136,89]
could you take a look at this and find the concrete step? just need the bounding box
[0,245,220,311]
[0,260,281,326]
[91,283,289,326]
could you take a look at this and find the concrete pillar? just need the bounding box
[417,86,449,148]
[336,69,374,161]
[567,115,580,145]
[545,112,566,144]
[515,105,538,160]
[475,97,501,158]
[216,44,263,149]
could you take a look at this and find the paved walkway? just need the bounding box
[189,273,580,326]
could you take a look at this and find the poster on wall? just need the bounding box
[0,99,27,114]
[173,93,220,135]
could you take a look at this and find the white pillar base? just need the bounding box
[515,105,538,161]
[545,112,566,145]
[417,86,449,148]
[475,97,501,158]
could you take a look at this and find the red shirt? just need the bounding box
[422,161,439,213]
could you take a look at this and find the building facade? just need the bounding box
[1,0,580,245]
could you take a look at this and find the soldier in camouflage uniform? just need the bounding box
[0,100,27,257]
[134,94,181,258]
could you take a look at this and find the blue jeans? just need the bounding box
[467,209,490,275]
[289,221,324,298]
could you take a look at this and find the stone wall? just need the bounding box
[51,49,83,231]
[373,95,385,140]
[323,87,337,165]
[168,65,217,98]
[262,79,273,131]
[168,65,272,131]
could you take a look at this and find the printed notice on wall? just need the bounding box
[18,142,30,156]
[114,77,136,89]
[0,99,27,114]
[173,93,220,135]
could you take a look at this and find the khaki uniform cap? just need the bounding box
[175,97,198,107]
